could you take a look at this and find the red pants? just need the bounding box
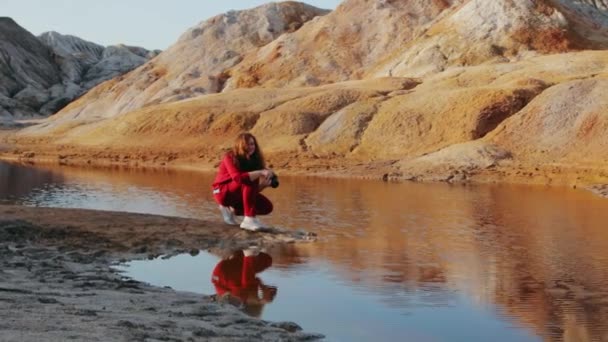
[213,181,273,217]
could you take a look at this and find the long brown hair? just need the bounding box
[232,132,265,171]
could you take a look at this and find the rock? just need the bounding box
[82,45,147,86]
[13,85,50,109]
[0,19,156,120]
[45,2,329,122]
[269,321,302,332]
[229,0,608,87]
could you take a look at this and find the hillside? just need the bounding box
[34,2,329,128]
[0,18,157,122]
[4,0,608,191]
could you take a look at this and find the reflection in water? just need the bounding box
[211,248,277,318]
[0,161,218,218]
[285,182,608,342]
[2,161,608,341]
[0,161,65,201]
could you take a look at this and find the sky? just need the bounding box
[3,0,343,50]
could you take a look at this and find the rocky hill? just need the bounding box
[228,0,608,87]
[0,18,157,122]
[41,2,329,126]
[7,0,608,189]
[38,32,159,91]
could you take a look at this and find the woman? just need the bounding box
[211,132,275,231]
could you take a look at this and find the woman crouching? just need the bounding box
[211,133,275,231]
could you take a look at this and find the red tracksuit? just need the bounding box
[212,153,273,217]
[211,251,273,302]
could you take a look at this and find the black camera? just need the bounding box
[269,174,279,188]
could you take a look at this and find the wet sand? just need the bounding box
[0,205,322,341]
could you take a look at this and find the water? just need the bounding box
[2,160,608,342]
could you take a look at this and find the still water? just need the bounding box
[2,161,608,342]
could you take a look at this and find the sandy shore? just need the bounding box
[1,124,607,196]
[1,136,607,199]
[0,205,322,341]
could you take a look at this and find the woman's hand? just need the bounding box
[249,168,274,183]
[261,168,274,179]
[258,169,274,191]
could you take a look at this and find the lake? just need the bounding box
[2,160,607,342]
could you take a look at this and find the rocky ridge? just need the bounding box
[0,18,157,122]
[229,0,608,87]
[39,2,329,127]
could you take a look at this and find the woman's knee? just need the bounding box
[258,199,273,215]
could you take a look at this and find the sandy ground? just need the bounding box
[0,205,322,341]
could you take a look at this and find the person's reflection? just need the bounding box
[211,247,277,318]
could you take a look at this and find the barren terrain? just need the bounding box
[0,205,321,341]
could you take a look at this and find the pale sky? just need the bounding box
[3,0,343,50]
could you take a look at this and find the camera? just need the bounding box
[269,174,279,188]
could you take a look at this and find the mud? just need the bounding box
[0,205,322,341]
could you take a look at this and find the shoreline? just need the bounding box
[0,205,323,341]
[1,147,607,200]
[1,126,607,199]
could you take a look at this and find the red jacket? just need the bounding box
[212,153,255,187]
[211,251,272,301]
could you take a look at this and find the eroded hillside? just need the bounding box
[0,18,156,121]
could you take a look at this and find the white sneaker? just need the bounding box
[243,246,260,257]
[219,205,238,225]
[240,216,268,231]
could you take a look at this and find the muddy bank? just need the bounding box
[0,205,322,341]
[1,142,607,200]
